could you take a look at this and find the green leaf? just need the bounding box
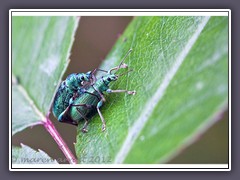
[12,84,41,135]
[75,16,228,164]
[12,144,58,164]
[12,17,79,133]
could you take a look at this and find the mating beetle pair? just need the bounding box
[52,49,136,132]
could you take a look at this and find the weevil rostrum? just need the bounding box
[52,49,136,132]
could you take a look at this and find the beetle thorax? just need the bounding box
[65,73,79,91]
[94,74,118,93]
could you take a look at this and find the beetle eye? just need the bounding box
[107,77,111,81]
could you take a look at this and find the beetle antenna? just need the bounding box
[117,69,133,77]
[109,49,133,74]
[118,49,132,69]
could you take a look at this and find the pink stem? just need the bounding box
[43,117,77,164]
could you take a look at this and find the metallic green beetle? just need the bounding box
[57,49,136,132]
[52,72,92,125]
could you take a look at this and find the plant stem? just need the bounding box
[43,117,77,164]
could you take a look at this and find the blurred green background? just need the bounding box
[12,16,228,164]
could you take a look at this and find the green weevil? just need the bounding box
[52,71,92,125]
[56,49,136,132]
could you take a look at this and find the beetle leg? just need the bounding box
[91,85,105,102]
[58,116,78,126]
[58,106,70,122]
[108,63,128,74]
[72,104,95,133]
[108,49,132,74]
[96,100,106,132]
[91,68,108,85]
[58,113,78,126]
[58,94,79,123]
[90,73,97,85]
[92,68,108,74]
[106,89,136,95]
[58,102,78,126]
[75,108,89,133]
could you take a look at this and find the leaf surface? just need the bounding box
[12,16,79,134]
[12,144,58,164]
[75,16,228,164]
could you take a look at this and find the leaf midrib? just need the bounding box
[12,75,45,122]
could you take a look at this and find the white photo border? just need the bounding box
[9,9,231,171]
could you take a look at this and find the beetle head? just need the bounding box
[77,71,92,86]
[103,74,118,84]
